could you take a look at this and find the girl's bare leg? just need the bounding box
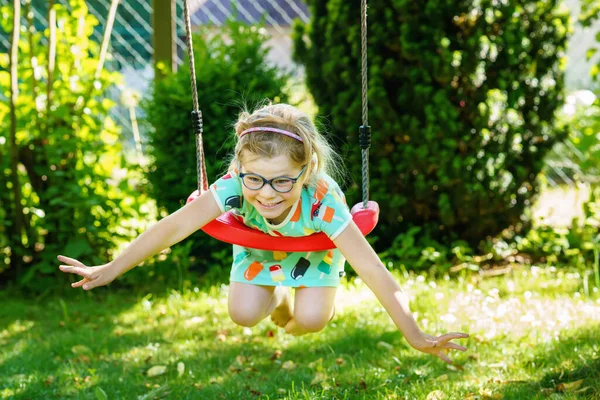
[228,282,283,327]
[284,286,337,336]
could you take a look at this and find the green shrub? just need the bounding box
[502,186,600,280]
[544,92,600,184]
[580,0,600,82]
[293,0,570,259]
[0,0,151,291]
[142,21,290,277]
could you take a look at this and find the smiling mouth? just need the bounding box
[258,200,282,209]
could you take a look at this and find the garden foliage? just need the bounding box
[548,93,600,184]
[0,0,149,290]
[142,21,290,276]
[293,0,570,262]
[580,0,600,82]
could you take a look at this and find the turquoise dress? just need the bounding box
[209,171,352,288]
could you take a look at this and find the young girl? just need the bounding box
[58,103,468,364]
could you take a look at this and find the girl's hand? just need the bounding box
[409,331,469,364]
[57,255,119,290]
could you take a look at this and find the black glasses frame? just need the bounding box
[238,165,307,193]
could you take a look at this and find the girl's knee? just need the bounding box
[228,283,275,327]
[293,309,331,332]
[229,311,262,327]
[228,305,263,327]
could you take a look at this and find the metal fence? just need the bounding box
[4,0,308,156]
[2,0,599,189]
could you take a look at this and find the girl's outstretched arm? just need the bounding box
[58,190,222,290]
[333,222,468,364]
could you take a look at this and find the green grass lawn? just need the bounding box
[1,265,598,399]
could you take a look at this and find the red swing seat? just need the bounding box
[187,190,379,251]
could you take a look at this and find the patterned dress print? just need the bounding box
[210,173,352,287]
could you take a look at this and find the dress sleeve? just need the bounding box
[312,177,352,240]
[209,173,244,213]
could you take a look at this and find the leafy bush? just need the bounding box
[544,91,600,184]
[502,186,600,290]
[0,0,151,290]
[293,0,570,257]
[373,190,600,280]
[142,21,290,276]
[580,0,600,82]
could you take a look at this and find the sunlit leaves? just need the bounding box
[0,0,154,289]
[294,0,569,254]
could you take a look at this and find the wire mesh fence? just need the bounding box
[2,0,599,189]
[4,0,307,157]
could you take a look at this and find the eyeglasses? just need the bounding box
[238,165,307,193]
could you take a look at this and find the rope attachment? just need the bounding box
[359,125,371,150]
[360,0,370,208]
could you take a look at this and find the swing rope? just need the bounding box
[182,0,208,193]
[359,0,371,209]
[181,0,379,251]
[183,0,372,206]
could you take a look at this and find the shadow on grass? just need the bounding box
[0,286,181,398]
[496,325,600,400]
[0,288,453,399]
[2,286,598,400]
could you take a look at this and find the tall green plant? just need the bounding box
[557,1,600,182]
[0,0,150,290]
[548,95,600,184]
[580,0,600,81]
[293,0,570,254]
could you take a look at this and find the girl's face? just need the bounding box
[239,153,307,225]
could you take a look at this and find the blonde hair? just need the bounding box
[230,103,342,186]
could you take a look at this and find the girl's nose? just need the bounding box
[259,183,277,198]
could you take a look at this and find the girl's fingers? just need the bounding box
[437,332,469,343]
[59,265,83,275]
[71,276,100,290]
[59,265,93,280]
[57,255,102,290]
[444,342,467,352]
[438,352,453,364]
[81,276,103,290]
[57,255,85,268]
[71,278,88,288]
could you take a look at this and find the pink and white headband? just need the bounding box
[239,127,303,142]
